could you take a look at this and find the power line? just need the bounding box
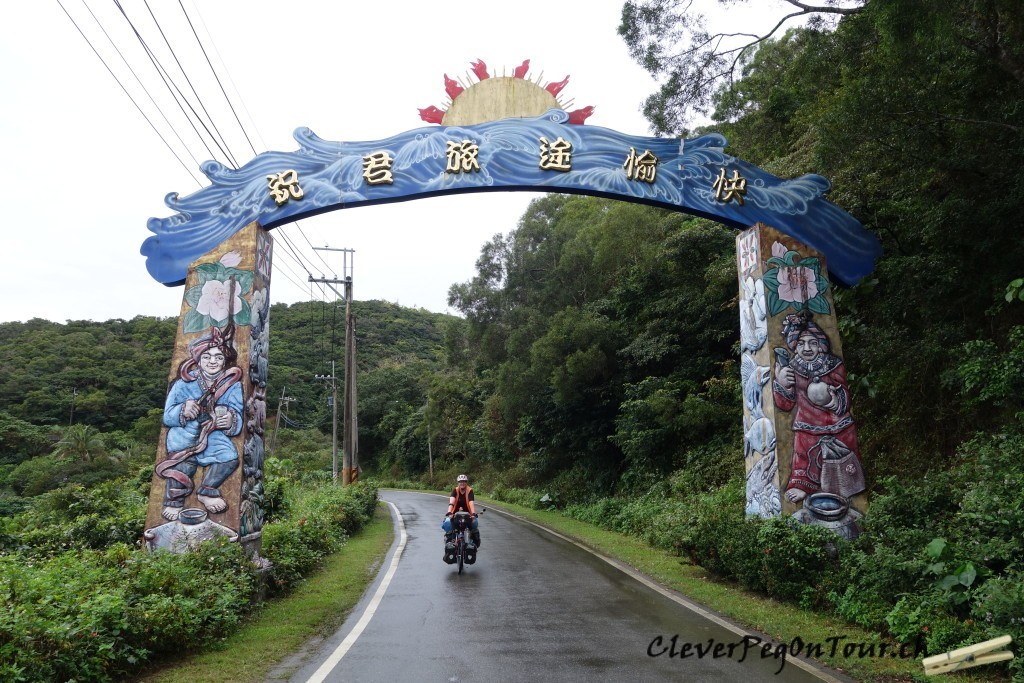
[271,257,311,296]
[140,0,239,167]
[295,221,337,277]
[275,228,322,281]
[178,0,338,280]
[331,286,338,364]
[71,0,336,302]
[57,0,204,185]
[177,0,257,158]
[185,0,270,151]
[111,0,234,166]
[78,0,208,175]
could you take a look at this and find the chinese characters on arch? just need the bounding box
[268,145,751,203]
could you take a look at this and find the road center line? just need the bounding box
[304,501,407,683]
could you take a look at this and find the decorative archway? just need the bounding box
[141,62,880,553]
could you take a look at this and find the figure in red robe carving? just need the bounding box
[772,314,865,504]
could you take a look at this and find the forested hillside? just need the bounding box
[372,0,1024,675]
[0,300,442,678]
[1,1,1022,679]
[0,300,449,497]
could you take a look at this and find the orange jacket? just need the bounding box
[448,486,476,516]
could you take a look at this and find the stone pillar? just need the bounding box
[736,223,867,539]
[143,221,273,561]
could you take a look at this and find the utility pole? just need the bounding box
[315,362,338,483]
[310,247,358,485]
[268,387,295,457]
[342,274,358,484]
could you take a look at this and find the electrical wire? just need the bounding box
[75,0,336,333]
[111,0,234,166]
[298,222,338,277]
[180,0,337,278]
[77,0,208,177]
[67,0,338,372]
[57,0,204,186]
[177,0,257,159]
[330,290,338,365]
[141,0,239,167]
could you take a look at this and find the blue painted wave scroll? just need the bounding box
[142,109,881,287]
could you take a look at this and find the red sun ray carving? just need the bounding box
[417,60,595,125]
[470,59,490,81]
[545,76,570,96]
[418,106,445,124]
[444,74,463,100]
[567,106,595,124]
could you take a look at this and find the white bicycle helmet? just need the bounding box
[456,474,469,482]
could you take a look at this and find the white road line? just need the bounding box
[304,501,407,683]
[380,489,843,679]
[400,490,845,683]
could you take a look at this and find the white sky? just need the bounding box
[0,0,791,324]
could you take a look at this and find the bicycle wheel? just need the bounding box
[457,536,464,574]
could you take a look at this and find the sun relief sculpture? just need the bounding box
[418,58,595,127]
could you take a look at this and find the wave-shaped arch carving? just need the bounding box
[142,109,880,286]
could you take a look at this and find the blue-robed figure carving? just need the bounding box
[158,326,244,521]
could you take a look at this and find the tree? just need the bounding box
[618,0,866,133]
[0,411,50,465]
[51,424,107,462]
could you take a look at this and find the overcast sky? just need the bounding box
[0,1,790,324]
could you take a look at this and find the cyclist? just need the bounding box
[443,474,481,548]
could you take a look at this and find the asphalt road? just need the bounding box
[284,490,852,683]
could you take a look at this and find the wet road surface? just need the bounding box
[286,490,852,683]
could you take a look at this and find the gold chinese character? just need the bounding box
[539,136,573,172]
[266,170,304,206]
[623,147,658,183]
[713,168,747,205]
[362,151,394,185]
[445,140,481,174]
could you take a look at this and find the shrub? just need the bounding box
[262,481,378,593]
[0,481,146,556]
[972,573,1024,680]
[755,518,838,606]
[0,539,258,682]
[489,484,546,509]
[951,432,1024,573]
[0,476,380,679]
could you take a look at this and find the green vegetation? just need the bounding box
[475,495,927,682]
[0,472,378,681]
[374,2,1024,679]
[0,300,438,680]
[137,503,393,683]
[2,2,1023,680]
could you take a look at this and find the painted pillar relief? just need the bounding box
[144,221,273,563]
[736,223,867,539]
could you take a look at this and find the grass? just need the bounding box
[133,489,1006,683]
[472,495,1007,683]
[136,503,394,683]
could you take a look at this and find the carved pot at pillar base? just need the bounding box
[143,507,236,553]
[791,492,863,540]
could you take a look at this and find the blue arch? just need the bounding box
[142,109,880,287]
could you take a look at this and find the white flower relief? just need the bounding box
[196,280,244,321]
[219,251,243,267]
[777,266,819,303]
